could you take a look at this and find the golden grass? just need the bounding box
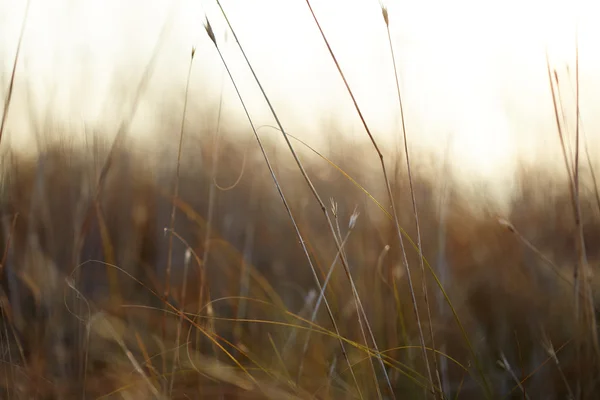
[1,3,598,398]
[0,133,598,399]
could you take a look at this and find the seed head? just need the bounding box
[381,6,389,27]
[348,205,360,229]
[497,217,515,233]
[204,18,216,45]
[330,197,338,216]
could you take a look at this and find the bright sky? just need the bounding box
[1,0,599,190]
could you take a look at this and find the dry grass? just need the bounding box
[1,3,599,399]
[0,131,597,399]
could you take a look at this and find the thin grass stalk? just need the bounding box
[84,5,175,202]
[165,47,195,395]
[307,2,492,395]
[546,51,583,399]
[72,257,262,392]
[574,30,580,200]
[302,0,444,395]
[391,263,410,355]
[0,297,13,398]
[333,207,382,397]
[546,56,578,282]
[235,217,255,341]
[502,339,571,400]
[253,128,403,355]
[0,0,30,146]
[0,213,19,397]
[541,331,574,399]
[165,46,195,342]
[565,80,600,214]
[574,27,594,314]
[546,50,599,391]
[66,280,162,399]
[268,332,295,390]
[551,60,596,400]
[572,28,600,371]
[337,210,383,399]
[562,60,600,216]
[554,73,575,164]
[199,59,226,398]
[381,6,443,397]
[73,8,177,344]
[213,3,395,398]
[498,353,531,400]
[0,212,27,376]
[168,249,191,397]
[583,130,600,215]
[297,219,354,382]
[498,218,596,306]
[76,281,93,400]
[435,136,455,396]
[203,17,364,398]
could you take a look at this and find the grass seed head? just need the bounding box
[382,6,389,27]
[204,18,216,45]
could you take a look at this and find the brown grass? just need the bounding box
[0,130,598,399]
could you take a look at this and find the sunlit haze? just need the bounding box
[1,0,599,190]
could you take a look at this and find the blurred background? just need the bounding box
[1,0,598,182]
[1,1,600,398]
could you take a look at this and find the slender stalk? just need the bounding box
[164,47,195,386]
[70,10,176,380]
[0,0,30,145]
[381,6,442,397]
[435,135,455,395]
[333,208,383,399]
[74,4,177,279]
[297,216,354,383]
[302,0,434,395]
[203,18,364,399]
[572,25,600,372]
[563,68,600,214]
[214,2,396,397]
[199,54,224,398]
[546,42,599,398]
[168,249,191,397]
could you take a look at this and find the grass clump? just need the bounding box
[0,134,598,399]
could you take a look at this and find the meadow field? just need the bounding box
[1,1,600,399]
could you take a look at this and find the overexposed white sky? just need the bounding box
[1,0,599,187]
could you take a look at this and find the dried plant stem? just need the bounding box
[435,135,455,394]
[88,5,175,200]
[74,5,176,300]
[498,218,593,299]
[333,208,384,398]
[563,69,600,213]
[302,0,434,395]
[546,43,599,398]
[297,218,354,382]
[203,17,364,399]
[164,47,195,391]
[381,7,442,397]
[0,213,20,397]
[215,3,397,397]
[168,249,191,397]
[198,57,224,398]
[0,0,30,146]
[572,28,600,376]
[67,10,176,389]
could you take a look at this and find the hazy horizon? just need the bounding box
[1,0,599,189]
